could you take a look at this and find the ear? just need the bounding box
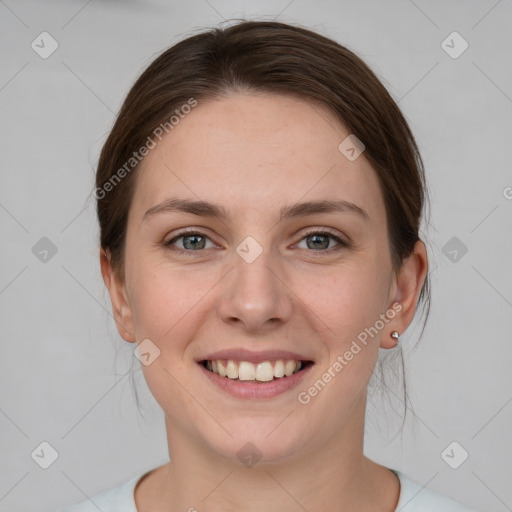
[381,239,429,349]
[100,248,136,343]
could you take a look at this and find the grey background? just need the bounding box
[1,0,511,511]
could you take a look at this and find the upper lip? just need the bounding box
[198,349,314,364]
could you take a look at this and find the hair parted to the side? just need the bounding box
[95,20,431,430]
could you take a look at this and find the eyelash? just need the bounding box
[164,228,350,256]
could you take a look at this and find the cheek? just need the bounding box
[127,257,219,342]
[126,261,213,414]
[293,257,389,396]
[295,259,389,340]
[294,266,384,419]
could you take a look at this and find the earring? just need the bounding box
[390,330,400,341]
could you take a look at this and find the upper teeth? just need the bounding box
[205,359,302,381]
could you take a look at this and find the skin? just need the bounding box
[101,92,428,512]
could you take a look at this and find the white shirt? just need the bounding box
[57,468,478,511]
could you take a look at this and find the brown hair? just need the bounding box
[95,20,431,424]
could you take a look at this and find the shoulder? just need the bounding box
[393,470,479,511]
[56,471,149,512]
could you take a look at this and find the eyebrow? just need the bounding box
[142,197,369,223]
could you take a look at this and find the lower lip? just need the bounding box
[199,363,313,399]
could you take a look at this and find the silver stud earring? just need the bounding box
[391,330,400,341]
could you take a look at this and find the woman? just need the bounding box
[60,20,478,512]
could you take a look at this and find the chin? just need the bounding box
[201,416,308,467]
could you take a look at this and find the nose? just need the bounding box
[216,247,294,334]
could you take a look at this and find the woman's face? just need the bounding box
[104,92,416,464]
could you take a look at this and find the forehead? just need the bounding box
[130,93,386,226]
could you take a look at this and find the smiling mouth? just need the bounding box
[201,359,313,383]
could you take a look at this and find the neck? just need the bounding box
[142,396,399,512]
